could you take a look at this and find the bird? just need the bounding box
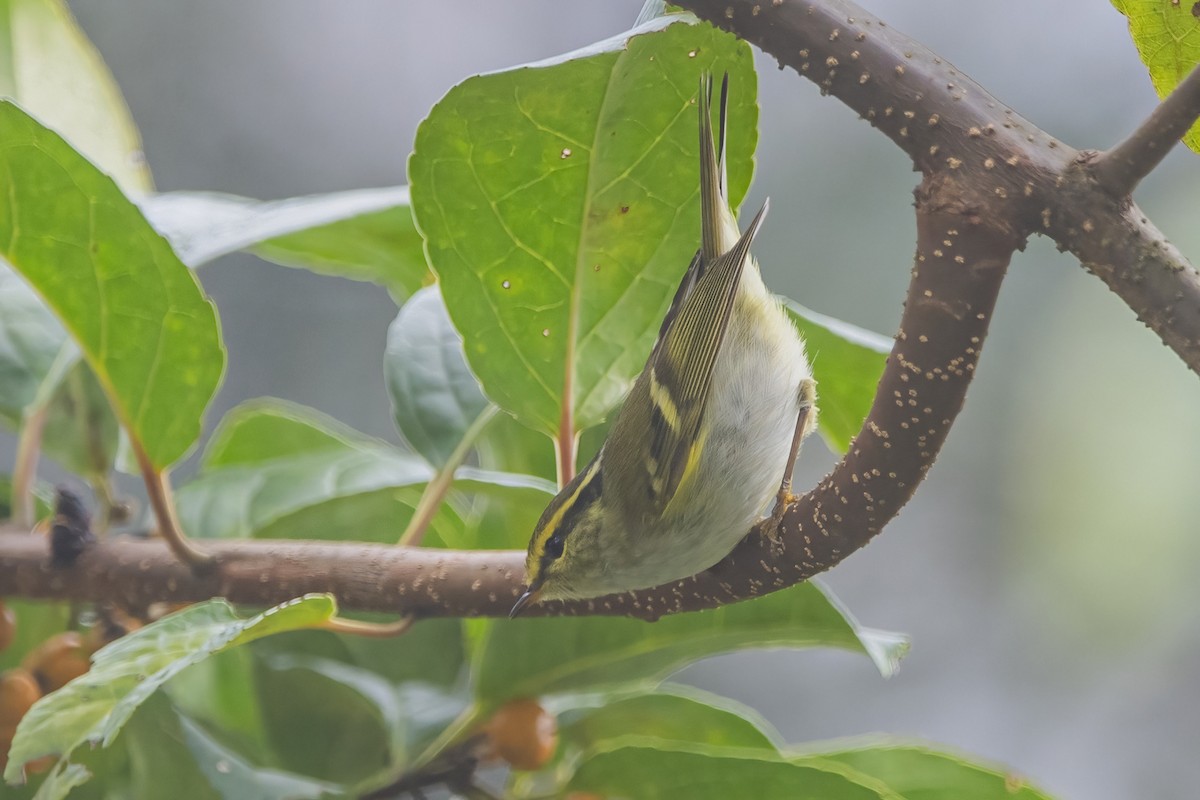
[512,73,817,616]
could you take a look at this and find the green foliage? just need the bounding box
[175,398,551,543]
[410,18,758,437]
[0,5,1059,800]
[0,0,151,193]
[4,597,336,797]
[784,300,890,453]
[1113,0,1200,153]
[141,187,428,300]
[471,581,907,706]
[385,286,492,467]
[0,102,225,469]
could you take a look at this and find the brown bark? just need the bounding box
[2,0,1198,618]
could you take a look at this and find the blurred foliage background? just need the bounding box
[2,1,1198,797]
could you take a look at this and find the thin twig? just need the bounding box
[320,615,416,638]
[398,405,498,547]
[130,443,215,570]
[10,405,48,528]
[1093,62,1200,196]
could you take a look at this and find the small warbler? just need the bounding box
[512,74,817,615]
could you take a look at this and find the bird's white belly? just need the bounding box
[608,276,813,590]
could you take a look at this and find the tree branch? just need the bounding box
[0,165,1017,619]
[1093,62,1200,196]
[674,0,1200,373]
[2,0,1198,618]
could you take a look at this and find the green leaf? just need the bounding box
[0,0,151,192]
[385,286,491,467]
[125,693,337,800]
[782,300,890,454]
[568,741,895,800]
[176,398,552,542]
[141,187,428,297]
[410,18,757,436]
[558,685,779,753]
[4,596,336,790]
[1113,0,1200,153]
[39,359,119,479]
[164,647,273,766]
[808,743,1055,800]
[0,262,65,424]
[0,102,225,469]
[471,581,907,706]
[168,617,469,785]
[254,654,395,784]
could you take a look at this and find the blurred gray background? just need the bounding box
[11,2,1200,797]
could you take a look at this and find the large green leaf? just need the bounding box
[176,398,552,542]
[253,654,395,784]
[385,285,491,467]
[124,693,337,800]
[783,300,890,454]
[4,596,336,796]
[809,743,1054,800]
[568,741,895,799]
[0,102,225,469]
[558,685,779,754]
[0,0,151,192]
[141,187,428,298]
[471,581,907,706]
[410,18,757,436]
[250,617,470,776]
[1113,0,1200,153]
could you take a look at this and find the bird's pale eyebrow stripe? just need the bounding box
[531,455,603,564]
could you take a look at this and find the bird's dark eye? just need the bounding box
[544,531,565,560]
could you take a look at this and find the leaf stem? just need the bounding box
[554,423,577,488]
[319,615,415,638]
[11,404,48,528]
[131,442,215,570]
[398,405,499,547]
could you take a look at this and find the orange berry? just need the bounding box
[0,669,41,728]
[23,632,90,693]
[484,698,558,771]
[0,602,15,653]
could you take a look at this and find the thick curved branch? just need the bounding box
[1093,62,1200,196]
[0,169,1016,618]
[675,0,1200,374]
[1,0,1197,617]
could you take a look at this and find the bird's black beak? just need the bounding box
[509,585,542,618]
